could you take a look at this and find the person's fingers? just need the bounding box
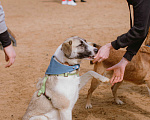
[5,58,14,68]
[5,61,13,68]
[118,75,124,82]
[3,45,16,67]
[93,48,105,63]
[111,76,117,86]
[110,74,115,84]
[93,58,99,63]
[94,52,99,59]
[110,70,121,85]
[113,76,120,84]
[5,62,12,68]
[98,58,104,62]
[94,49,101,58]
[115,76,120,82]
[93,55,102,63]
[5,54,9,62]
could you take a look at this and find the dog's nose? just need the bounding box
[94,48,98,54]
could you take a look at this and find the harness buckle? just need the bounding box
[64,73,68,77]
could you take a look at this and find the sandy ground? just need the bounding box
[0,0,150,119]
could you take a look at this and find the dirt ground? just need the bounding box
[0,0,150,119]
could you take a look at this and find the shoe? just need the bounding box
[62,1,68,5]
[81,0,86,2]
[68,1,77,6]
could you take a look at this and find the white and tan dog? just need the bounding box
[22,36,109,120]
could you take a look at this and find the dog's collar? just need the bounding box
[37,72,79,99]
[51,72,79,77]
[45,55,80,75]
[146,45,150,47]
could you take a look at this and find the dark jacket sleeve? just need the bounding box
[111,0,150,61]
[0,30,11,48]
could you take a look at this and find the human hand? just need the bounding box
[93,43,113,63]
[106,57,129,86]
[4,44,16,68]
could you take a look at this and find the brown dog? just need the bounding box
[86,35,150,108]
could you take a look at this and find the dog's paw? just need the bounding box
[115,99,124,105]
[85,103,93,109]
[101,77,109,83]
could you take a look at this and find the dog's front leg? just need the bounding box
[59,109,72,120]
[79,71,109,91]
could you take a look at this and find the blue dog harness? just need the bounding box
[45,56,80,75]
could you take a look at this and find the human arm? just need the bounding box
[94,0,150,63]
[111,0,150,61]
[0,4,7,34]
[106,0,150,85]
[94,0,150,85]
[0,4,16,67]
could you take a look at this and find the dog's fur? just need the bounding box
[22,36,109,120]
[145,28,150,46]
[86,38,150,108]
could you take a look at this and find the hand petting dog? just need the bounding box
[106,57,129,85]
[93,43,129,86]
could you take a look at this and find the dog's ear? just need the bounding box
[61,41,72,57]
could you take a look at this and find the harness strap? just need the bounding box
[37,72,79,100]
[37,76,48,97]
[37,76,51,100]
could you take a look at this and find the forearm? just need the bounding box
[0,30,11,48]
[111,0,150,50]
[123,38,145,61]
[0,4,11,48]
[0,4,7,34]
[111,0,150,61]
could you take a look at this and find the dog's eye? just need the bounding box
[78,41,85,47]
[79,43,84,47]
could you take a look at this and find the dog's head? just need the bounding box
[61,36,98,60]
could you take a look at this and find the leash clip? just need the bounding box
[64,73,68,77]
